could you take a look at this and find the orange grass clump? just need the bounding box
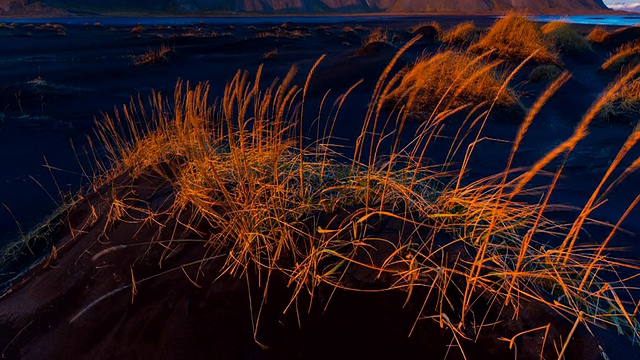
[21,38,640,358]
[587,25,609,43]
[441,21,479,45]
[383,50,518,117]
[469,13,559,63]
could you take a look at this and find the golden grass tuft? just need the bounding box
[469,13,559,63]
[587,26,609,43]
[441,21,479,45]
[602,41,640,71]
[542,21,592,55]
[384,50,518,117]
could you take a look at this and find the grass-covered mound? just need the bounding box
[469,13,559,63]
[87,51,640,357]
[602,41,640,72]
[441,21,479,46]
[541,21,592,55]
[1,40,640,360]
[383,50,519,118]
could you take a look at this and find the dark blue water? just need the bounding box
[531,14,640,26]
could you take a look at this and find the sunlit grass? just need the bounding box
[587,25,609,43]
[441,21,479,46]
[469,13,559,63]
[383,49,518,117]
[9,32,640,358]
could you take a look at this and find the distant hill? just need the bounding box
[0,0,611,15]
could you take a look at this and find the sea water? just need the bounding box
[530,14,640,26]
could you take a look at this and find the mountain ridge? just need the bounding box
[0,0,612,15]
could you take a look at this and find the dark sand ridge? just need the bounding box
[0,16,639,359]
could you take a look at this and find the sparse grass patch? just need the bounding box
[362,27,391,46]
[132,44,174,66]
[602,41,640,71]
[542,21,591,55]
[384,50,518,117]
[469,13,559,63]
[441,21,479,46]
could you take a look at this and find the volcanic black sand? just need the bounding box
[0,15,639,360]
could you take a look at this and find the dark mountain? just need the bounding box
[0,0,610,14]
